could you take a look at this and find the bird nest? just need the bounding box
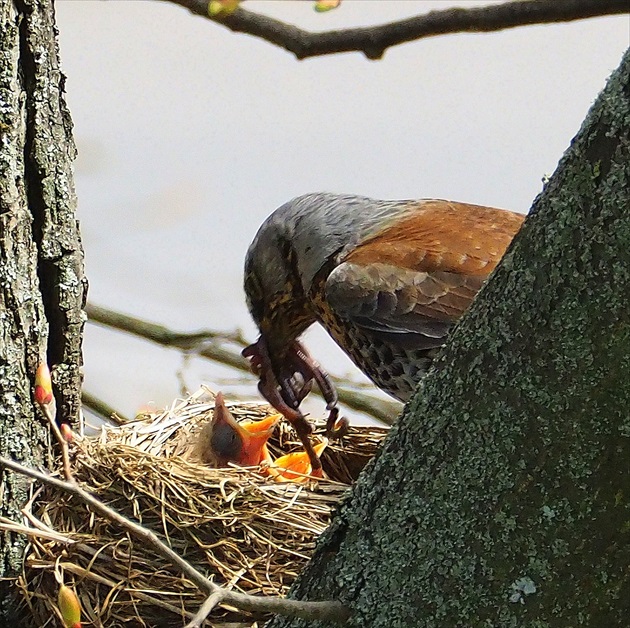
[15,386,388,627]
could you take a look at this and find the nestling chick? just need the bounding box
[195,392,278,467]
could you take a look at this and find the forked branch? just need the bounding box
[161,0,629,60]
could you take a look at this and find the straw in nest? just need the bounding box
[15,386,388,627]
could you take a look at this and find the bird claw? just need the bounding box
[243,337,336,415]
[287,342,338,410]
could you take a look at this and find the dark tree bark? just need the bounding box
[0,0,86,619]
[270,48,630,627]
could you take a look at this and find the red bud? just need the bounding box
[60,423,74,443]
[35,363,53,405]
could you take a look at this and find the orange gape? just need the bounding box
[265,440,328,483]
[195,393,279,468]
[195,393,327,483]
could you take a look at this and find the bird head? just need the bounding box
[243,226,315,361]
[243,193,410,417]
[242,281,326,421]
[196,392,279,467]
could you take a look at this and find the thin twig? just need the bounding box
[0,456,351,624]
[160,0,629,60]
[47,561,199,621]
[85,302,400,424]
[335,387,398,426]
[85,303,246,348]
[0,517,75,545]
[185,590,224,628]
[40,404,73,483]
[82,389,130,425]
[85,302,252,371]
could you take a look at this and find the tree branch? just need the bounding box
[160,0,629,60]
[184,591,223,628]
[85,303,400,424]
[81,390,130,425]
[85,302,246,349]
[0,455,351,624]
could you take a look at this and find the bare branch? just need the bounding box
[160,0,629,60]
[81,390,130,425]
[85,303,400,424]
[0,455,351,624]
[86,302,248,371]
[185,591,223,628]
[333,386,398,426]
[0,517,75,546]
[85,302,246,349]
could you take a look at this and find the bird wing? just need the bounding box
[324,200,524,350]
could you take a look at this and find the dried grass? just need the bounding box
[15,387,388,627]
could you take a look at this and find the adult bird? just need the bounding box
[242,193,525,473]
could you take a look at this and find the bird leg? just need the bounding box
[242,338,309,419]
[284,343,349,439]
[288,414,323,478]
[285,341,338,410]
[242,337,338,416]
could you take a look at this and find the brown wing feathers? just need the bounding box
[344,200,524,274]
[324,201,524,344]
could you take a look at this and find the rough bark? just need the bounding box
[0,0,86,619]
[270,49,630,627]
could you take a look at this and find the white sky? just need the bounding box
[53,1,630,424]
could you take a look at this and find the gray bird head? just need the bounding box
[242,192,419,416]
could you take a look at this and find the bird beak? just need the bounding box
[199,392,280,467]
[266,439,328,483]
[238,413,281,466]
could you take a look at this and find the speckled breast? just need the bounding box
[308,276,435,403]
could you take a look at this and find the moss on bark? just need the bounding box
[0,0,86,619]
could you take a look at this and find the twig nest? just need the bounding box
[18,386,388,626]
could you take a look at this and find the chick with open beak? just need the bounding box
[195,393,279,467]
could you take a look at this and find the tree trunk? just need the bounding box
[270,48,630,627]
[0,0,86,619]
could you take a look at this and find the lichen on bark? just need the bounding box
[269,49,630,628]
[0,0,86,617]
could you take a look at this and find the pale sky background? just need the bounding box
[53,1,629,425]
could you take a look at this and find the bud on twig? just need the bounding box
[35,362,57,422]
[58,584,82,628]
